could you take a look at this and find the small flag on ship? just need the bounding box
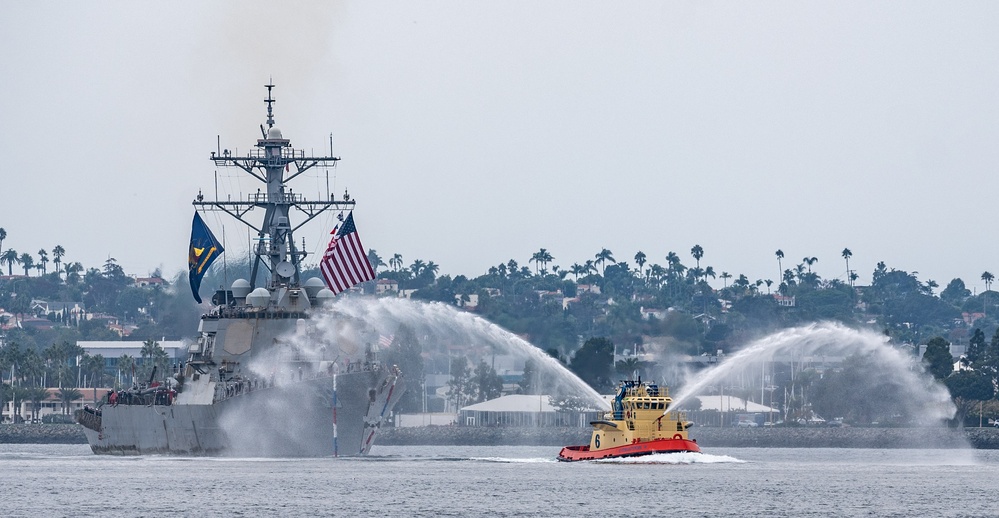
[378,334,394,348]
[189,212,224,303]
[320,212,376,294]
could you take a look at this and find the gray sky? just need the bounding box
[3,2,998,292]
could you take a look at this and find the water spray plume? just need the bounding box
[669,322,956,424]
[317,297,609,410]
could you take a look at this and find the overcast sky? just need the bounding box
[3,2,998,293]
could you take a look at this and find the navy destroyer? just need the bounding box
[75,84,404,456]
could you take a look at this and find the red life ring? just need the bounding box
[672,434,683,440]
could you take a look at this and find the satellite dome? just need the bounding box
[267,126,284,139]
[315,288,335,305]
[304,277,326,299]
[247,287,271,307]
[231,278,251,298]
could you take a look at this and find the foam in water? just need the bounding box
[594,452,743,464]
[669,322,956,424]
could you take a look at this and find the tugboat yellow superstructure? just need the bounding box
[558,379,699,461]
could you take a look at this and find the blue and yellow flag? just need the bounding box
[189,212,224,303]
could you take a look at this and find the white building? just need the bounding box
[78,340,189,371]
[458,394,604,427]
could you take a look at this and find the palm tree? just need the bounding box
[841,248,853,286]
[720,271,732,288]
[118,354,135,387]
[367,249,385,274]
[0,382,9,421]
[649,264,666,288]
[664,252,681,289]
[983,271,995,317]
[2,249,18,276]
[673,263,687,282]
[65,262,83,284]
[570,263,584,281]
[52,245,65,279]
[775,249,784,282]
[690,245,704,272]
[795,263,807,282]
[530,249,546,275]
[409,259,426,278]
[58,387,83,415]
[764,279,773,294]
[389,253,403,272]
[151,349,170,380]
[86,354,107,388]
[634,251,647,278]
[37,249,49,275]
[803,256,818,273]
[139,340,159,382]
[0,228,6,252]
[26,386,49,421]
[704,266,716,281]
[506,259,519,276]
[537,249,553,274]
[594,249,615,275]
[19,253,33,277]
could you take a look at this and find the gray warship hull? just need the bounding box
[75,84,402,456]
[76,369,404,456]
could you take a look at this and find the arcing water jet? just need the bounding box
[252,296,609,411]
[669,322,956,425]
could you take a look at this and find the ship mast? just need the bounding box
[194,83,354,290]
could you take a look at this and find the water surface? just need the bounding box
[2,444,994,517]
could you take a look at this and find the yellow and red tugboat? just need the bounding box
[558,378,699,461]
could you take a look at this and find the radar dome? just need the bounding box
[304,277,326,299]
[315,288,335,305]
[231,279,251,298]
[247,287,271,307]
[267,127,284,139]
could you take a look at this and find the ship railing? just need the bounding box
[247,191,306,205]
[662,410,689,424]
[215,377,259,402]
[211,306,309,320]
[242,147,312,166]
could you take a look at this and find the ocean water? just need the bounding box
[2,444,996,517]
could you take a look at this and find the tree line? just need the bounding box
[5,222,999,424]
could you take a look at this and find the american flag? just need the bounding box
[320,212,376,294]
[378,334,394,348]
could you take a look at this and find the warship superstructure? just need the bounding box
[75,84,404,456]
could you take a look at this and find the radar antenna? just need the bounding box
[197,84,349,290]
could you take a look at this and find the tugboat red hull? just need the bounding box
[557,437,700,462]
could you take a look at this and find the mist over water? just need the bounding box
[217,297,610,456]
[670,322,956,424]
